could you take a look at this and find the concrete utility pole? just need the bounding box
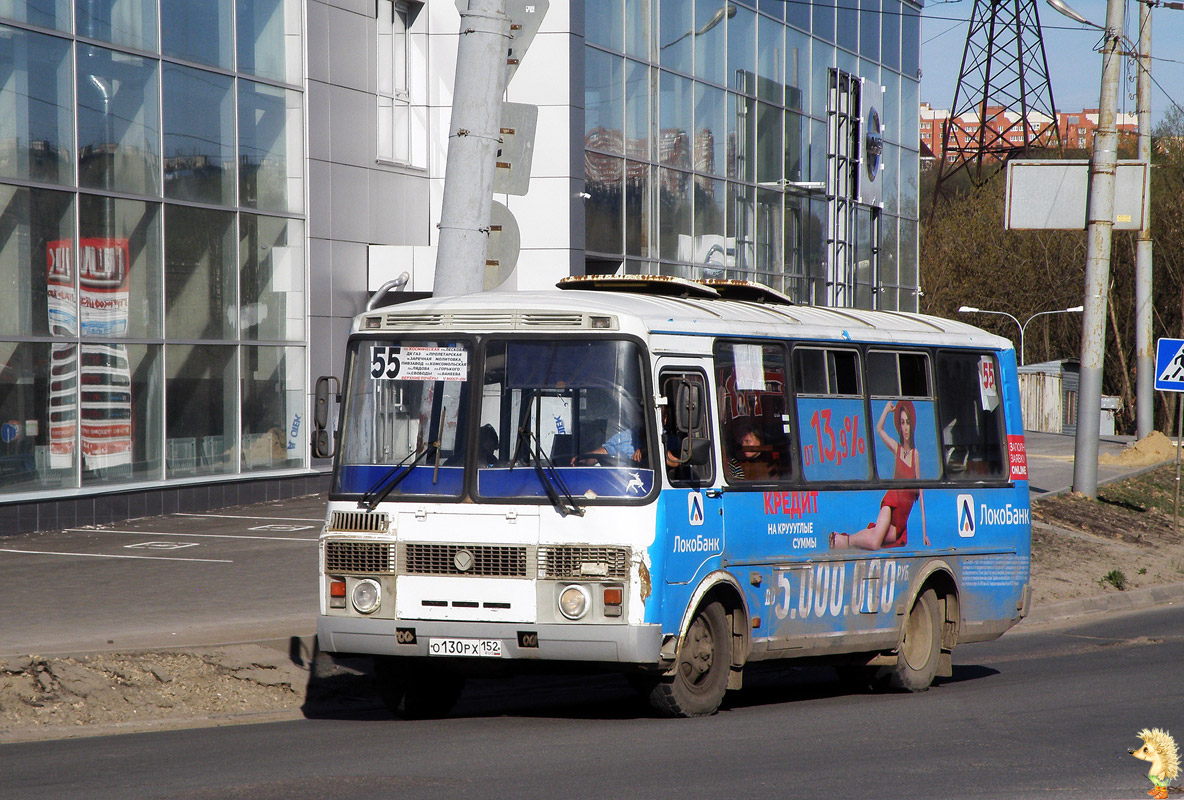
[432,0,511,298]
[1135,1,1154,439]
[1072,0,1125,498]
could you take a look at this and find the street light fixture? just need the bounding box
[958,305,1084,366]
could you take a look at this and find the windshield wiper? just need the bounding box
[358,443,437,511]
[523,429,585,518]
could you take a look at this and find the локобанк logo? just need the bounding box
[688,491,705,527]
[957,494,975,538]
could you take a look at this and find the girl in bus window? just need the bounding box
[829,400,929,549]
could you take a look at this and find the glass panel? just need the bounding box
[0,185,73,338]
[901,2,920,78]
[756,15,782,103]
[726,4,755,93]
[760,0,784,20]
[587,0,624,51]
[837,0,858,52]
[241,345,303,471]
[879,212,899,290]
[586,154,624,255]
[164,205,236,340]
[80,343,163,485]
[163,64,235,205]
[881,70,900,146]
[659,168,692,262]
[238,80,304,213]
[477,339,653,501]
[76,0,157,51]
[335,338,471,498]
[625,161,652,257]
[624,59,649,160]
[882,141,899,214]
[77,45,161,197]
[786,0,810,32]
[0,25,74,185]
[900,215,918,310]
[166,344,236,477]
[859,0,879,61]
[78,195,162,338]
[901,77,920,151]
[658,71,692,168]
[162,0,232,68]
[785,109,803,182]
[900,146,919,219]
[881,0,901,71]
[784,197,805,296]
[585,48,623,155]
[625,0,652,60]
[658,0,693,74]
[240,214,304,342]
[0,0,71,30]
[854,206,875,309]
[814,0,835,43]
[694,174,725,275]
[755,187,781,273]
[715,341,792,482]
[786,27,808,108]
[237,0,302,84]
[727,181,754,276]
[0,341,77,490]
[693,0,727,85]
[808,116,826,182]
[694,82,726,177]
[756,101,781,184]
[728,92,754,181]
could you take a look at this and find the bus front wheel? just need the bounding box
[889,588,941,692]
[374,657,466,719]
[649,600,731,717]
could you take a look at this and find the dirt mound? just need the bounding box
[1099,431,1177,467]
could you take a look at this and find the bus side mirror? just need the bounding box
[312,375,339,459]
[680,436,711,466]
[674,381,703,432]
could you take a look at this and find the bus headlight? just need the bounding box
[352,579,381,614]
[558,585,590,620]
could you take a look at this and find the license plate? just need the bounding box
[427,637,503,658]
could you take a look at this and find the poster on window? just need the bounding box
[46,238,133,469]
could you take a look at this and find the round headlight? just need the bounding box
[352,579,381,614]
[558,584,590,620]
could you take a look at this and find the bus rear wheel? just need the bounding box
[889,588,941,692]
[649,600,731,717]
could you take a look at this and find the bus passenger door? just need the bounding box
[656,366,723,585]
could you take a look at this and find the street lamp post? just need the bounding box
[958,305,1084,366]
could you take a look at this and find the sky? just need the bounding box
[919,0,1184,128]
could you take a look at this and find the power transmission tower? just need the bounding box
[931,0,1061,204]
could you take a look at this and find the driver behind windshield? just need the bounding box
[572,427,643,466]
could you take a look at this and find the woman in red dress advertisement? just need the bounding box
[829,400,928,550]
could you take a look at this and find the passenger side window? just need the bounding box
[867,350,940,482]
[714,342,793,484]
[793,346,869,482]
[936,351,1007,481]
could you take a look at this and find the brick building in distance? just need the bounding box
[919,103,1138,163]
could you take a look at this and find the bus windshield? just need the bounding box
[333,338,471,499]
[477,339,654,502]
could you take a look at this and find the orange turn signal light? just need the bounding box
[329,580,347,598]
[603,587,622,605]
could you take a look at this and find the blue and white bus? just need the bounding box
[314,275,1031,718]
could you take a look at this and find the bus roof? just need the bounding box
[355,289,1013,352]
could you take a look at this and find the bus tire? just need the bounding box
[889,588,941,692]
[649,600,731,717]
[401,668,466,720]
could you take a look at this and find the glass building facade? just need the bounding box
[0,0,306,498]
[583,0,921,310]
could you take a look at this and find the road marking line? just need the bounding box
[66,528,314,543]
[0,548,232,563]
[173,512,324,522]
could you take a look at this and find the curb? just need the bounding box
[1021,580,1184,628]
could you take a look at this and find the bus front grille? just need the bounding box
[538,546,629,580]
[327,511,390,533]
[325,540,396,574]
[402,543,528,577]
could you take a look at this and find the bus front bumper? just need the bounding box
[318,616,664,665]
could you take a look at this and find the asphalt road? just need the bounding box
[2,603,1180,799]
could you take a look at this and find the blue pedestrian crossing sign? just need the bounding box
[1155,338,1184,392]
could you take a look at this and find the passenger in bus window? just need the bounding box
[726,418,778,481]
[829,400,929,549]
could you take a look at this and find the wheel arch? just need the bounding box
[906,560,961,676]
[676,570,751,678]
